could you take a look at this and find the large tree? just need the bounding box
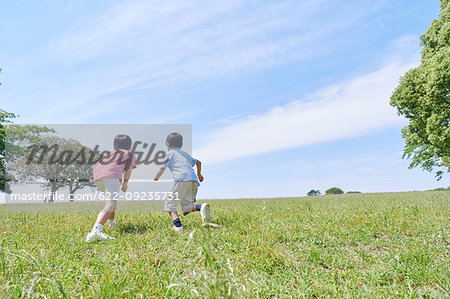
[12,136,97,202]
[390,0,450,179]
[0,109,16,192]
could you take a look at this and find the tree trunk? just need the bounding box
[49,181,57,203]
[69,181,80,202]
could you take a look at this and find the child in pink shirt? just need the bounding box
[86,134,136,242]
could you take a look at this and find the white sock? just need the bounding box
[93,224,103,233]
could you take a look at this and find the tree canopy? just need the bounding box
[390,0,450,179]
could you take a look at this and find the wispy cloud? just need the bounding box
[196,58,418,163]
[5,0,393,124]
[48,0,382,91]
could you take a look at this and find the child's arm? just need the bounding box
[122,152,136,192]
[154,167,165,181]
[196,160,204,182]
[121,168,132,191]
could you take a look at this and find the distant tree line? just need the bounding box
[307,186,449,196]
[307,187,361,196]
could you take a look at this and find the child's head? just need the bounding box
[114,134,132,150]
[166,132,183,149]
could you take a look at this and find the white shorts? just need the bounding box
[95,178,121,201]
[164,181,198,214]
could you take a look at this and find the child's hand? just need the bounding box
[154,168,165,181]
[198,174,204,182]
[121,182,128,192]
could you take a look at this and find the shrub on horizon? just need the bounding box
[307,189,321,196]
[325,187,344,195]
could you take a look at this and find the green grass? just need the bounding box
[0,191,449,298]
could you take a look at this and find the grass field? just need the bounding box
[0,191,449,298]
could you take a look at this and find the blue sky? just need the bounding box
[1,0,446,198]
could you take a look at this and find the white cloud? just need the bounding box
[196,61,418,164]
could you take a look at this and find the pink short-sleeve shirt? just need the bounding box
[93,149,137,182]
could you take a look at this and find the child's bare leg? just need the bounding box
[86,200,117,241]
[183,204,199,216]
[95,200,117,225]
[183,203,203,216]
[184,203,211,223]
[169,211,179,220]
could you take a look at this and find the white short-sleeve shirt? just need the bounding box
[162,148,199,184]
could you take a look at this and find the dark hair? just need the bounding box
[166,132,183,148]
[114,134,132,150]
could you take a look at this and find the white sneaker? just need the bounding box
[200,203,211,223]
[98,231,114,240]
[86,230,114,242]
[108,219,117,228]
[172,226,183,232]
